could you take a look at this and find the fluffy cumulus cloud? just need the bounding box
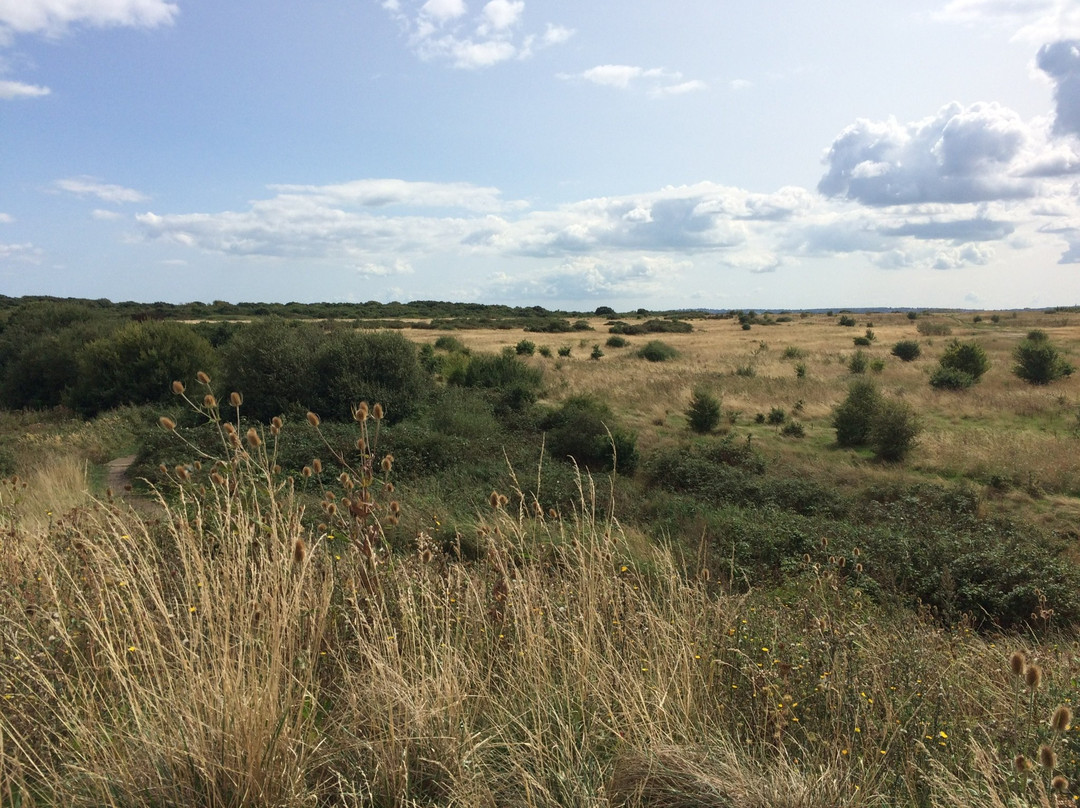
[55,176,148,203]
[0,241,40,262]
[382,0,571,69]
[1036,39,1080,137]
[487,255,687,300]
[564,64,707,97]
[818,102,1039,205]
[0,0,177,40]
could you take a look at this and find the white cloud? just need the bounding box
[267,178,510,211]
[480,0,523,32]
[0,79,49,99]
[55,176,148,203]
[91,208,123,220]
[819,102,1038,205]
[568,65,707,96]
[0,0,178,41]
[420,0,465,23]
[934,0,1080,43]
[0,241,40,261]
[356,258,414,277]
[486,255,686,300]
[0,212,11,223]
[383,0,571,69]
[1036,39,1080,137]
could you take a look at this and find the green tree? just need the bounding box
[932,339,989,389]
[832,379,882,447]
[686,387,722,434]
[1013,330,1075,385]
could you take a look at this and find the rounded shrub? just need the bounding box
[686,387,722,434]
[1013,331,1074,385]
[831,379,882,447]
[541,395,637,473]
[637,340,678,362]
[869,398,920,462]
[929,366,975,390]
[605,335,630,348]
[515,339,536,356]
[221,318,321,421]
[891,340,921,361]
[937,339,989,382]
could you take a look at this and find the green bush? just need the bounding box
[605,335,630,348]
[1013,331,1075,385]
[766,407,786,425]
[838,315,857,327]
[66,321,218,417]
[537,345,552,358]
[434,335,469,353]
[780,420,805,438]
[831,379,882,447]
[848,350,869,374]
[590,345,604,360]
[891,340,921,361]
[794,363,807,379]
[853,336,872,347]
[916,320,952,336]
[929,366,976,390]
[686,387,722,434]
[868,398,920,462]
[781,346,806,360]
[637,340,679,362]
[455,348,544,412]
[515,339,536,356]
[541,395,637,473]
[308,329,431,424]
[557,346,572,358]
[221,318,321,421]
[938,339,989,381]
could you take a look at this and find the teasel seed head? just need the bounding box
[197,371,211,385]
[820,536,828,549]
[272,416,283,430]
[204,394,217,408]
[1039,745,1057,769]
[211,471,225,486]
[1051,705,1073,733]
[383,481,394,493]
[171,380,185,395]
[855,563,863,574]
[420,548,433,564]
[354,401,369,422]
[1025,664,1043,690]
[355,437,366,452]
[1013,754,1032,773]
[293,537,307,565]
[312,459,322,474]
[175,465,190,481]
[389,500,401,515]
[490,491,501,509]
[1052,775,1069,794]
[159,416,176,431]
[802,553,811,564]
[227,391,241,407]
[223,422,236,435]
[853,547,860,557]
[381,454,393,473]
[306,411,320,427]
[1010,650,1026,678]
[372,403,384,420]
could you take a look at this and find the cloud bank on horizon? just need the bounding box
[3,0,1080,309]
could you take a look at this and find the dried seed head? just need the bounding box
[490,491,501,509]
[381,454,393,473]
[159,416,177,431]
[838,556,846,568]
[420,548,433,564]
[293,537,307,565]
[312,458,322,474]
[194,461,202,471]
[211,471,225,486]
[229,391,243,407]
[171,380,185,395]
[223,422,236,435]
[802,553,811,564]
[389,500,401,515]
[1010,650,1026,678]
[383,481,394,493]
[1026,664,1043,690]
[326,502,337,516]
[354,401,369,422]
[197,371,211,385]
[855,562,863,574]
[700,567,711,581]
[1051,705,1073,733]
[820,536,828,548]
[548,508,557,518]
[1039,745,1057,769]
[307,411,320,427]
[175,465,190,481]
[203,394,217,408]
[1013,754,1032,773]
[1052,775,1069,794]
[498,494,509,507]
[372,403,384,420]
[853,547,860,557]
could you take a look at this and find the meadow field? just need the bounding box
[1,300,1079,807]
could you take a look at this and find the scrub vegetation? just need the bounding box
[1,298,1080,806]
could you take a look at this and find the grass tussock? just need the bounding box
[1,396,1079,807]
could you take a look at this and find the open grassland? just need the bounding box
[2,307,1080,806]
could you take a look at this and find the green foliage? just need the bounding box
[734,364,755,378]
[891,340,921,361]
[66,321,218,417]
[515,339,536,356]
[537,345,552,358]
[853,336,872,346]
[832,379,883,448]
[609,318,692,335]
[929,366,976,390]
[308,329,431,424]
[780,420,805,438]
[590,345,604,360]
[781,346,806,360]
[916,320,952,336]
[766,407,786,425]
[838,315,857,327]
[221,318,321,421]
[454,348,544,413]
[541,395,637,473]
[848,350,869,374]
[794,362,807,379]
[605,335,630,348]
[636,340,679,362]
[433,335,468,353]
[557,346,572,358]
[869,399,920,462]
[685,387,721,434]
[1013,331,1075,385]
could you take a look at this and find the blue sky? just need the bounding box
[3,0,1080,310]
